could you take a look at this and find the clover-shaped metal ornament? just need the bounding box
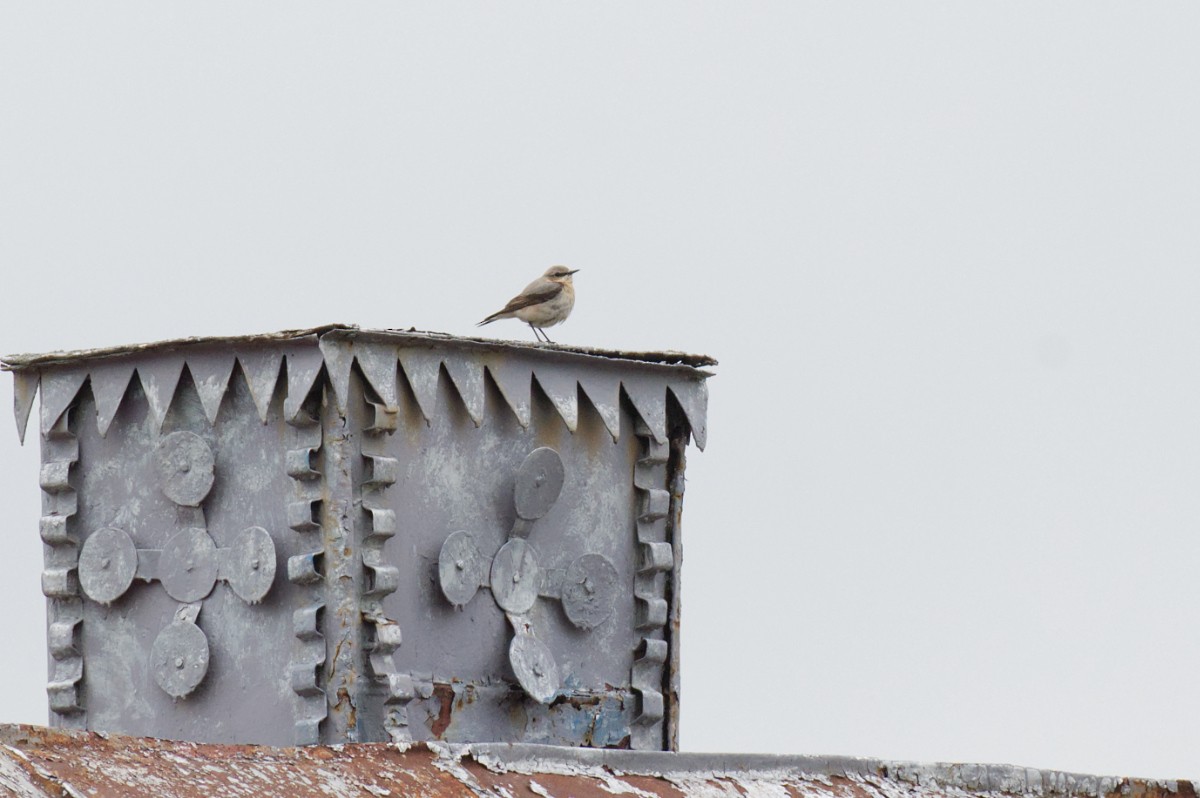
[76,431,278,698]
[437,447,619,703]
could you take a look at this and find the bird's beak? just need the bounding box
[567,269,580,275]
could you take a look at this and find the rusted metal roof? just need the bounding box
[0,324,718,372]
[0,724,1189,798]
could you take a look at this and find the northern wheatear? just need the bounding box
[477,266,579,343]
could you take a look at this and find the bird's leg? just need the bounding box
[529,324,546,343]
[541,330,555,344]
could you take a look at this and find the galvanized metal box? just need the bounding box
[4,326,712,750]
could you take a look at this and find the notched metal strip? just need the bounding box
[668,379,708,451]
[13,369,38,445]
[397,348,442,424]
[284,347,326,423]
[356,343,399,410]
[484,361,533,428]
[578,373,622,442]
[88,360,136,438]
[318,335,354,415]
[622,377,667,444]
[136,356,186,435]
[533,368,579,432]
[441,353,486,427]
[236,349,284,423]
[187,353,237,426]
[39,368,87,437]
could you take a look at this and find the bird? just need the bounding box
[477,266,579,343]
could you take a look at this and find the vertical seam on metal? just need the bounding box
[41,407,85,725]
[320,374,362,743]
[665,432,688,752]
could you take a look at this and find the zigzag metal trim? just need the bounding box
[13,370,39,445]
[39,403,84,724]
[629,418,673,750]
[360,400,415,742]
[351,340,709,448]
[18,338,710,451]
[285,404,327,745]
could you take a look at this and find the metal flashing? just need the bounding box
[2,324,716,372]
[6,325,713,448]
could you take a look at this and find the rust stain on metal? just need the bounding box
[430,682,455,739]
[0,724,1193,798]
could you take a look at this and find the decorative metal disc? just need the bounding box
[151,619,210,698]
[226,526,277,604]
[513,447,564,521]
[561,554,619,630]
[78,527,137,605]
[490,538,541,614]
[438,531,486,607]
[509,632,560,704]
[159,528,219,603]
[155,431,215,507]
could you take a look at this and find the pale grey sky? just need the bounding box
[2,2,1199,778]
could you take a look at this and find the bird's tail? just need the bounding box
[476,312,503,326]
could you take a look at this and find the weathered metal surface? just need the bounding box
[508,630,560,703]
[11,369,38,444]
[360,383,415,744]
[286,396,328,745]
[513,446,565,521]
[159,528,220,602]
[8,325,711,749]
[432,446,628,711]
[150,605,209,698]
[1,323,716,372]
[561,553,619,630]
[491,538,541,613]
[0,724,1189,798]
[629,417,674,750]
[77,526,138,605]
[155,430,215,506]
[74,372,297,743]
[40,410,83,724]
[225,525,277,604]
[438,531,487,607]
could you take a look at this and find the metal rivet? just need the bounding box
[250,559,260,571]
[100,558,110,570]
[174,657,184,669]
[455,559,465,570]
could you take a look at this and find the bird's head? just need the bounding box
[545,265,579,284]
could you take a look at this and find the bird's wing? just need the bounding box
[477,281,563,325]
[498,282,563,314]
